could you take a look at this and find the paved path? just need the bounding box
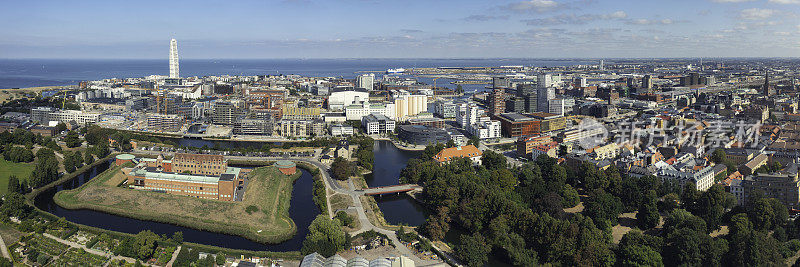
[165,245,181,267]
[0,235,9,259]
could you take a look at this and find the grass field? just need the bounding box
[0,86,60,103]
[0,158,35,195]
[54,164,301,244]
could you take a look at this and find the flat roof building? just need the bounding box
[397,125,450,146]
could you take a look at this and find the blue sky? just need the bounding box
[1,0,799,58]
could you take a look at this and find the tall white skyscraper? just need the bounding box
[356,73,375,91]
[169,39,180,78]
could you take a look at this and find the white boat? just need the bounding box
[386,68,406,74]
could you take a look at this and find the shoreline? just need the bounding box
[370,136,426,151]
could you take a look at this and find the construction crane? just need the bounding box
[61,90,67,109]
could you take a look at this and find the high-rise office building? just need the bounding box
[575,77,588,88]
[356,74,375,91]
[642,75,652,90]
[537,74,553,89]
[169,39,180,78]
[488,88,505,115]
[537,87,555,113]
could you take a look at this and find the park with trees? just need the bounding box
[399,144,800,266]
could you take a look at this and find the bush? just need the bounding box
[245,205,259,214]
[85,237,100,249]
[335,211,354,228]
[36,254,50,265]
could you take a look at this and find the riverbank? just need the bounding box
[370,136,426,151]
[52,164,301,245]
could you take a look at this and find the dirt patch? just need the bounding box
[612,212,638,244]
[564,202,584,213]
[330,194,354,211]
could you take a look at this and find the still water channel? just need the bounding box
[33,139,426,250]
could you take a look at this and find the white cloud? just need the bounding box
[504,0,560,12]
[607,11,628,19]
[739,8,778,20]
[627,18,681,25]
[769,0,800,4]
[523,11,626,25]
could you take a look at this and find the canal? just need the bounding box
[368,140,429,227]
[33,138,427,251]
[34,160,319,251]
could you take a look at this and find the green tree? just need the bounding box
[711,149,726,164]
[0,192,31,219]
[696,184,735,232]
[301,215,348,257]
[64,130,81,148]
[331,157,351,180]
[54,122,67,134]
[7,175,20,194]
[561,184,580,208]
[481,150,507,170]
[171,231,183,244]
[618,245,664,267]
[637,190,660,229]
[64,151,76,173]
[334,211,354,228]
[133,230,160,260]
[94,141,110,157]
[663,209,706,236]
[84,150,94,165]
[584,190,623,225]
[749,198,776,231]
[456,232,491,267]
[73,150,83,168]
[215,253,227,265]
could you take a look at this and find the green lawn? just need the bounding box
[0,158,34,195]
[55,165,302,244]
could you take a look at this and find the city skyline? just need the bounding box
[1,0,800,59]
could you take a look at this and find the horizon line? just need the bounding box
[2,57,800,61]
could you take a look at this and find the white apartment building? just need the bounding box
[469,115,501,139]
[657,165,715,192]
[456,103,480,128]
[330,125,355,136]
[356,74,375,91]
[362,113,395,135]
[344,101,395,121]
[40,109,101,125]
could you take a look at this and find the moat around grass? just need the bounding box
[53,163,301,244]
